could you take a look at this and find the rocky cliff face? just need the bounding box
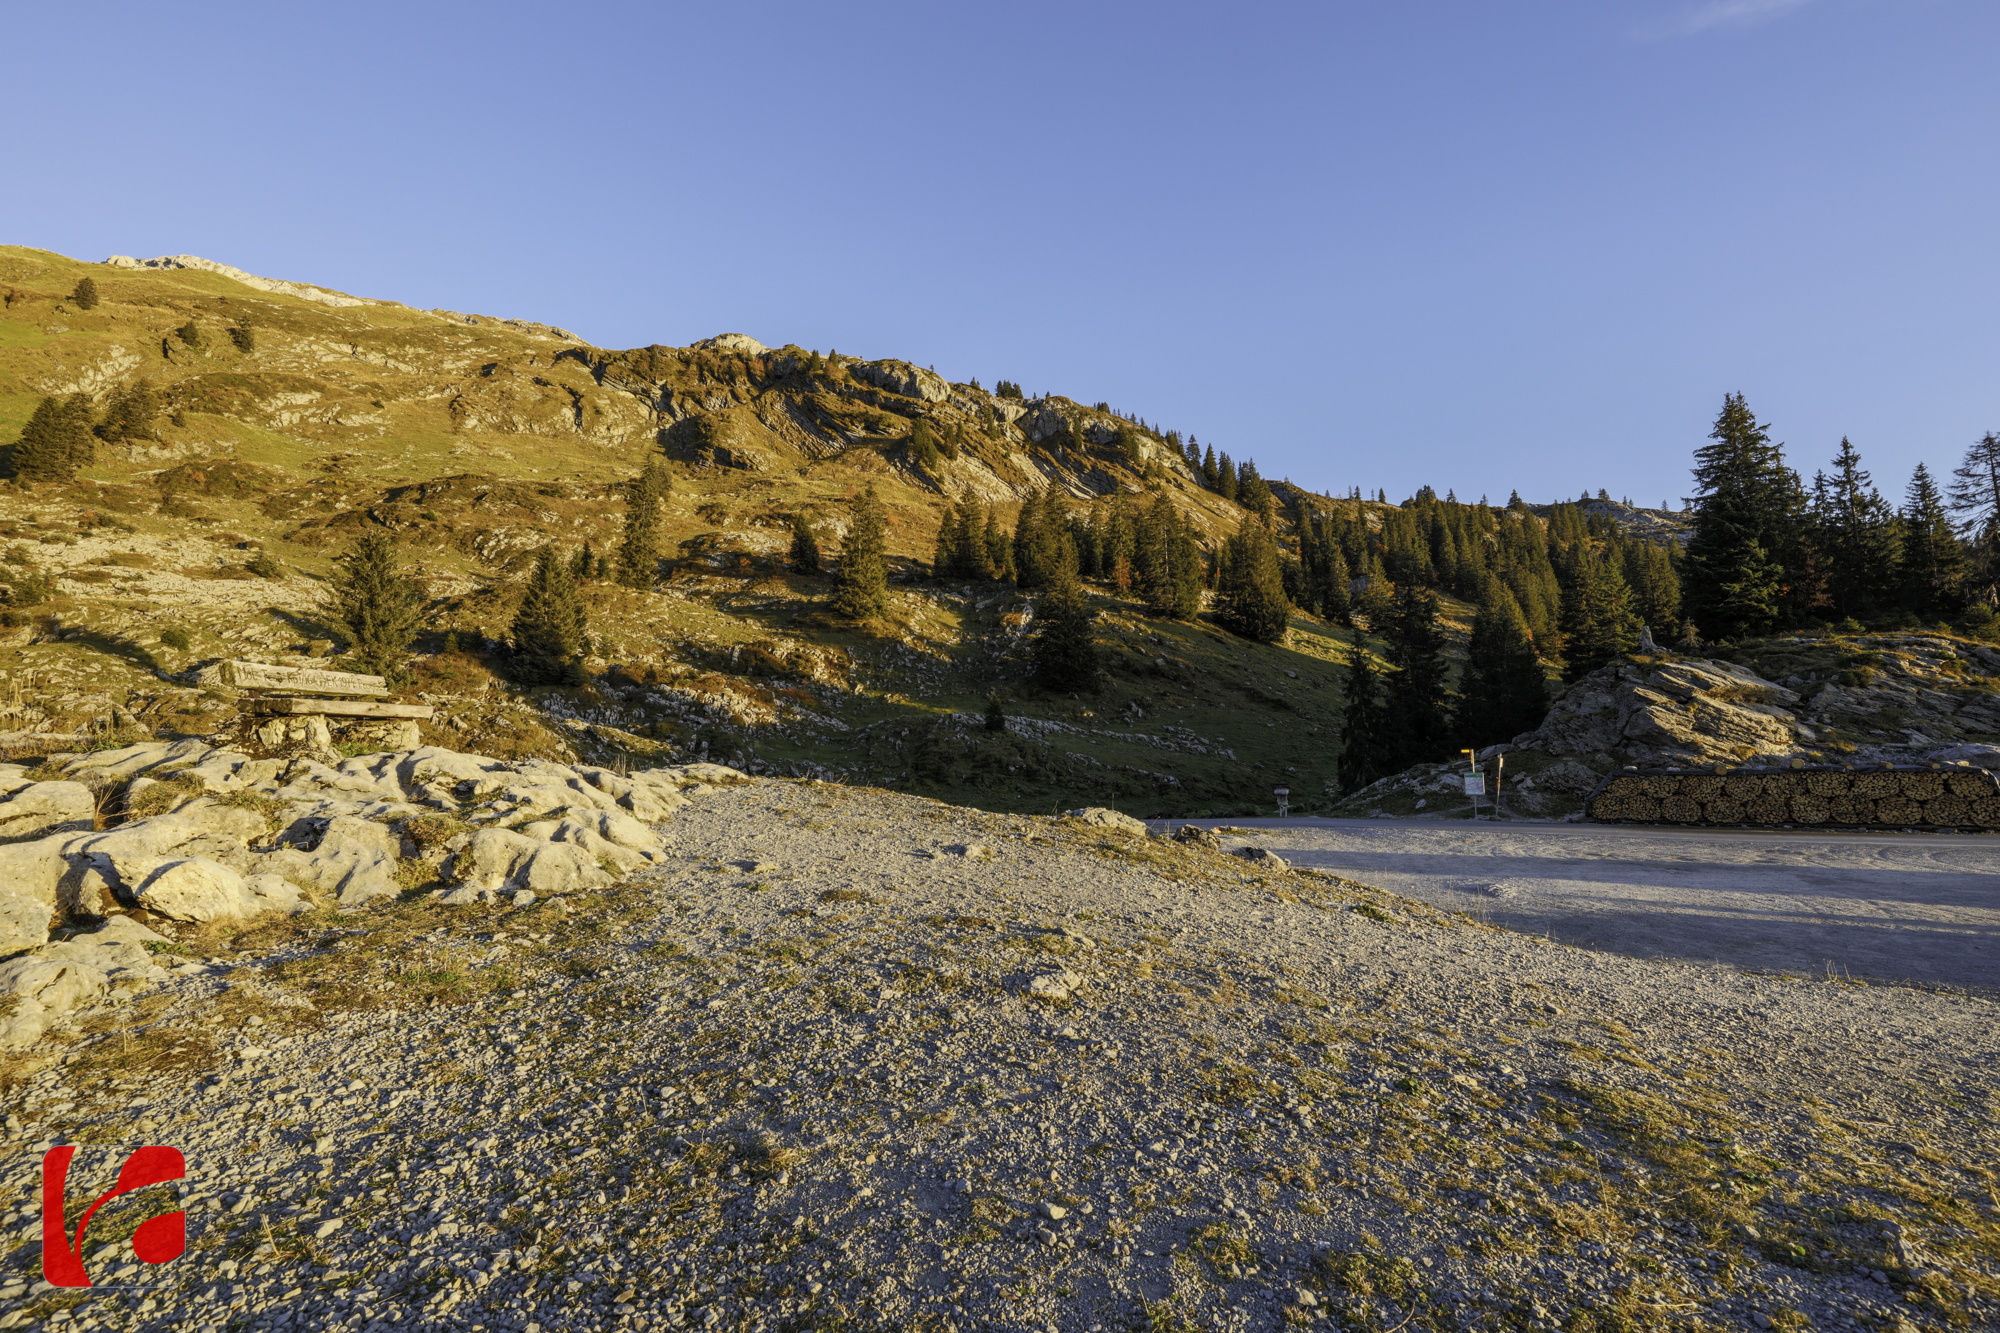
[1514,657,1809,768]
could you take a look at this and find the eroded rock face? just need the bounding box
[849,359,949,404]
[1518,658,1807,767]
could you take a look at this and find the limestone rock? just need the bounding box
[0,891,51,958]
[1027,969,1084,1001]
[449,828,611,896]
[133,858,261,922]
[1528,760,1601,795]
[287,816,404,907]
[0,838,69,913]
[58,739,216,789]
[0,782,95,842]
[1924,743,2000,769]
[692,333,768,354]
[245,873,312,914]
[0,955,108,1047]
[1170,824,1221,850]
[1065,807,1148,837]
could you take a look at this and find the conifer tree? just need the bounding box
[1948,431,2000,598]
[1217,453,1239,503]
[790,512,823,575]
[324,532,426,685]
[832,486,889,620]
[909,420,944,480]
[509,546,589,686]
[1383,583,1452,764]
[1033,544,1099,693]
[1459,576,1547,747]
[1900,463,1968,617]
[1012,487,1066,590]
[616,456,670,588]
[983,505,1014,580]
[1683,393,1806,638]
[71,278,99,310]
[1201,444,1219,489]
[1215,515,1290,642]
[5,394,93,481]
[1336,635,1394,794]
[1559,554,1641,681]
[97,380,160,443]
[229,324,256,353]
[1139,497,1204,620]
[1812,438,1902,620]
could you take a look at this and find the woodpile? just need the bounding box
[1584,765,2000,829]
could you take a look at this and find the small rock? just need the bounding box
[1028,970,1083,1001]
[314,1219,342,1239]
[1169,824,1221,850]
[946,843,994,860]
[1231,847,1288,871]
[1064,807,1147,837]
[1041,1202,1068,1220]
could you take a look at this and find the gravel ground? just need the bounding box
[4,782,1997,1333]
[1175,819,2000,998]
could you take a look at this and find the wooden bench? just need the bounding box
[219,660,434,720]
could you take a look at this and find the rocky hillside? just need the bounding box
[0,246,1446,818]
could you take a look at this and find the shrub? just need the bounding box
[228,325,255,353]
[3,567,57,606]
[159,628,192,651]
[71,278,100,310]
[176,320,202,349]
[245,550,284,579]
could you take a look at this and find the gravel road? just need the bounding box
[1168,819,2000,996]
[5,783,1996,1333]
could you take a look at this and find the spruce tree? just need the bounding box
[509,546,589,686]
[832,486,889,620]
[5,394,93,481]
[97,380,160,443]
[1383,583,1452,764]
[983,505,1015,580]
[229,324,256,353]
[1336,635,1395,794]
[1900,463,1968,617]
[1201,444,1219,490]
[1813,438,1901,620]
[1948,431,2000,599]
[1214,515,1289,642]
[1217,453,1239,503]
[790,512,823,575]
[616,456,670,588]
[1033,549,1099,693]
[324,532,426,685]
[1683,393,1806,638]
[71,277,99,310]
[1559,554,1640,681]
[1460,576,1547,747]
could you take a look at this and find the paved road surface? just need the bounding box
[1155,818,2000,994]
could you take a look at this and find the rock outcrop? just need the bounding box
[0,739,748,1047]
[1515,657,1809,768]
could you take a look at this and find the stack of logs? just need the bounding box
[1585,765,2000,829]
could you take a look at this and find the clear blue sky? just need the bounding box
[7,1,1995,510]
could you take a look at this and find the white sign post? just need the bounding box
[1273,786,1290,818]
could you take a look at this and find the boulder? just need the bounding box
[449,828,612,896]
[133,858,262,922]
[244,873,312,914]
[290,816,404,907]
[0,782,95,842]
[38,934,166,998]
[1065,807,1148,837]
[58,739,214,788]
[0,838,69,913]
[1027,969,1084,1001]
[1170,824,1221,850]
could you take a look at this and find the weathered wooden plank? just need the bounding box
[221,660,389,697]
[252,697,433,719]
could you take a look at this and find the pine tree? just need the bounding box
[1214,515,1289,642]
[832,486,889,620]
[1201,444,1219,489]
[1900,463,1968,617]
[1141,498,1204,620]
[1459,576,1547,748]
[508,546,589,686]
[616,456,670,588]
[5,394,93,481]
[1217,453,1239,503]
[983,505,1014,580]
[1383,583,1452,765]
[1336,635,1395,794]
[790,512,823,575]
[1033,553,1099,693]
[71,277,99,310]
[324,532,426,685]
[1012,487,1066,590]
[1683,393,1805,638]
